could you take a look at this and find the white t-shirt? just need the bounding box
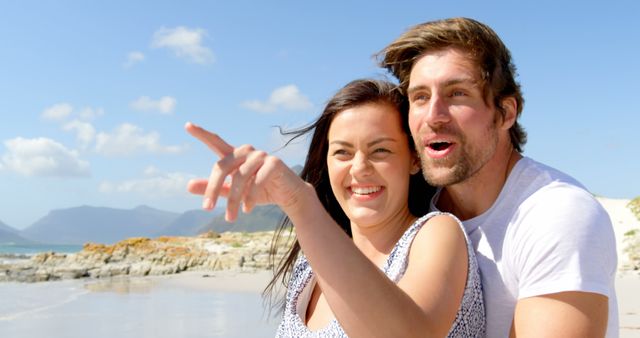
[431,157,618,337]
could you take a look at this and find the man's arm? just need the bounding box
[511,291,608,338]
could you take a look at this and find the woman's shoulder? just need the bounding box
[414,211,466,240]
[409,211,469,264]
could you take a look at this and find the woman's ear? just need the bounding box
[410,157,421,175]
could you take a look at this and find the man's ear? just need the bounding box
[499,97,518,130]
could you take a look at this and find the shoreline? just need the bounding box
[144,269,275,293]
[1,197,638,335]
[617,272,640,335]
[82,267,640,337]
[3,264,637,336]
[0,268,281,338]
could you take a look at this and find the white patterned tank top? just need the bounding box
[275,211,485,337]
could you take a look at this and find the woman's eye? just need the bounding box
[332,149,350,157]
[370,148,392,159]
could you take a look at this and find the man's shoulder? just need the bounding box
[503,160,616,271]
[523,183,607,222]
[507,157,610,230]
[506,157,595,205]
[511,190,611,249]
[515,157,586,189]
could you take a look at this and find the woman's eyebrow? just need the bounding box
[329,137,397,148]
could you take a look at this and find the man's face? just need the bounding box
[407,48,500,187]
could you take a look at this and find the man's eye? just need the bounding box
[413,94,428,102]
[452,90,466,97]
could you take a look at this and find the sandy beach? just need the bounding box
[156,269,276,293]
[2,198,637,337]
[155,198,640,336]
[599,197,640,337]
[617,272,640,335]
[0,269,281,338]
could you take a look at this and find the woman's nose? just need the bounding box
[350,152,373,177]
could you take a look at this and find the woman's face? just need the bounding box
[327,102,418,229]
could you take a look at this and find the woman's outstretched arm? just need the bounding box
[186,122,469,338]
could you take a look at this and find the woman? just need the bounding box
[186,79,484,337]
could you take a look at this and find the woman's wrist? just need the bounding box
[281,182,320,223]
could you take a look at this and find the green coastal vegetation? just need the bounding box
[628,196,640,221]
[625,196,640,271]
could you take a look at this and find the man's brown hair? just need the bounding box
[377,17,527,152]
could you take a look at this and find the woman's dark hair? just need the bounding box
[263,78,435,312]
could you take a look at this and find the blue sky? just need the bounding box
[1,1,638,229]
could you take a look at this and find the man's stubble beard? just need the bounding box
[418,121,499,188]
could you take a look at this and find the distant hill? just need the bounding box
[0,220,32,244]
[196,205,285,234]
[21,205,181,245]
[159,208,222,236]
[0,220,19,235]
[17,203,285,245]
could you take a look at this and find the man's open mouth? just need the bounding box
[429,141,452,151]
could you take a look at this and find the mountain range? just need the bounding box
[1,204,285,245]
[1,165,301,245]
[0,220,32,244]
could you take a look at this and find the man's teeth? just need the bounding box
[352,186,381,195]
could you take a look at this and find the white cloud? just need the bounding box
[42,104,103,122]
[99,166,195,197]
[95,123,185,156]
[124,51,145,68]
[78,107,104,120]
[241,85,313,113]
[42,103,73,121]
[63,120,96,149]
[151,26,214,64]
[1,137,90,177]
[130,96,177,115]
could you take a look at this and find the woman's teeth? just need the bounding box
[352,186,381,195]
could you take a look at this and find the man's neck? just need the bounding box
[437,149,522,221]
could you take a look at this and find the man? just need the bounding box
[378,17,618,337]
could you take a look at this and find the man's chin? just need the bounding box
[422,167,466,187]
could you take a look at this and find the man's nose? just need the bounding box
[425,95,451,127]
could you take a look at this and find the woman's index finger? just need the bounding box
[185,122,234,157]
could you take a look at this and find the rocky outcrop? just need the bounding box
[0,230,295,283]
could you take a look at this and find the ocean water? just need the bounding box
[0,243,83,255]
[0,243,83,265]
[0,277,280,337]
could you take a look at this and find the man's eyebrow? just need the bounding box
[407,77,479,94]
[407,84,428,95]
[443,77,479,87]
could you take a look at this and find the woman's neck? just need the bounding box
[349,209,417,266]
